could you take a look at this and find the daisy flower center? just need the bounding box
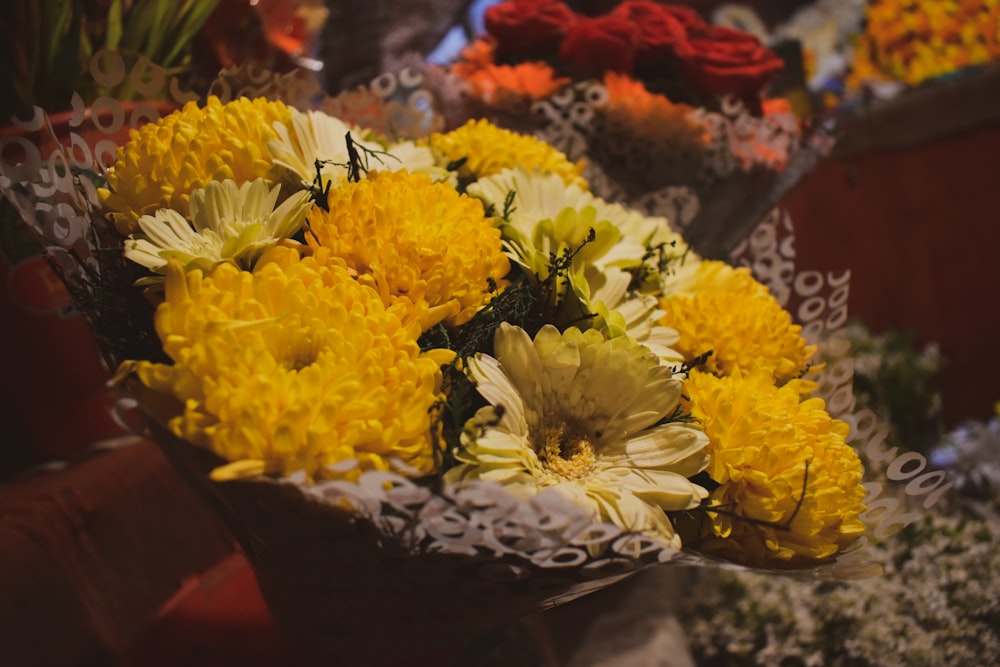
[536,419,599,481]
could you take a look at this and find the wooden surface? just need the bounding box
[785,120,1000,426]
[833,62,1000,159]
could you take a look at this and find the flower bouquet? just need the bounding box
[0,53,950,665]
[444,0,823,260]
[850,0,1000,91]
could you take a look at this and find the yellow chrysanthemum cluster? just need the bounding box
[659,261,816,384]
[115,246,452,481]
[859,0,1000,86]
[101,96,292,234]
[427,119,587,188]
[306,170,510,330]
[683,368,867,567]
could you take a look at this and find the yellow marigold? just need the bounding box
[306,169,510,330]
[427,119,587,188]
[115,245,453,482]
[100,96,292,234]
[659,260,816,384]
[682,368,867,567]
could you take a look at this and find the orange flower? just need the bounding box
[455,40,571,104]
[601,72,707,147]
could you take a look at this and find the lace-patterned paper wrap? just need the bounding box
[0,52,955,661]
[453,76,817,260]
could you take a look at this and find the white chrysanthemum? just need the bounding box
[268,108,444,189]
[124,178,312,278]
[445,323,709,547]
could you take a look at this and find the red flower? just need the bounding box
[611,1,687,65]
[559,14,639,77]
[484,0,577,60]
[658,5,708,33]
[675,25,784,103]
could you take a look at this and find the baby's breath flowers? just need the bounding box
[659,260,816,384]
[305,169,510,330]
[115,246,453,482]
[446,323,709,547]
[100,96,292,234]
[124,178,312,280]
[428,119,587,187]
[682,368,868,567]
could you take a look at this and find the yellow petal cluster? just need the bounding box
[427,119,587,188]
[100,96,292,234]
[306,170,510,330]
[683,368,867,567]
[860,0,1000,86]
[659,260,815,384]
[115,246,452,481]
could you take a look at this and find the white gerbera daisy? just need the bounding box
[469,166,688,280]
[470,166,684,358]
[268,108,444,189]
[445,323,709,547]
[124,178,312,278]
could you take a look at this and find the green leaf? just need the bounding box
[105,0,124,52]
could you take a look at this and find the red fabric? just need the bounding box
[0,442,233,665]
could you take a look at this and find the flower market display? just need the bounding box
[445,0,811,259]
[0,51,953,664]
[851,0,1000,90]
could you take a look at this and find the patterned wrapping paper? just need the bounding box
[0,51,956,663]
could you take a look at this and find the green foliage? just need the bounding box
[0,0,220,120]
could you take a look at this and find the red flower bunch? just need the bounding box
[484,0,577,60]
[479,0,784,110]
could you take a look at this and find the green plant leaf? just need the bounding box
[105,0,124,52]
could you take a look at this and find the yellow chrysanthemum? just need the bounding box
[659,260,816,384]
[683,368,868,567]
[427,119,587,188]
[100,96,292,234]
[306,169,510,330]
[115,245,453,481]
